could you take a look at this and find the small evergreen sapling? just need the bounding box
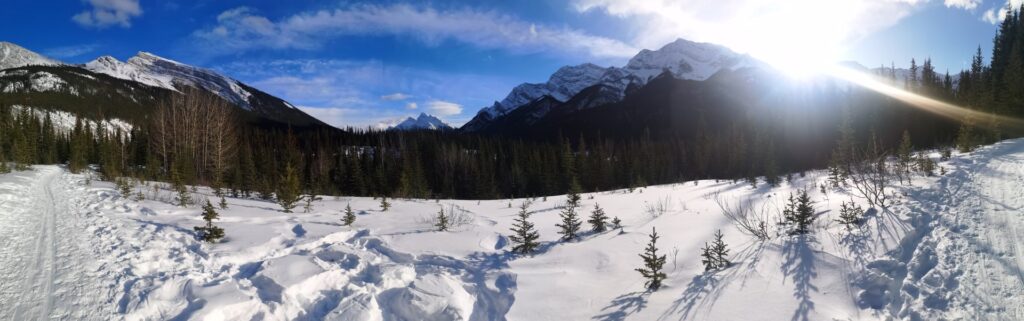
[835,201,864,229]
[343,203,356,226]
[277,163,301,213]
[194,200,225,243]
[509,202,540,254]
[700,230,731,271]
[380,196,391,211]
[435,207,450,231]
[556,182,583,241]
[588,203,609,232]
[636,227,667,290]
[783,190,816,235]
[612,216,623,230]
[219,194,228,209]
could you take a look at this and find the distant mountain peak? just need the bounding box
[463,37,764,132]
[0,41,62,70]
[392,113,452,131]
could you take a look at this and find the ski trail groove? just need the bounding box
[0,166,116,321]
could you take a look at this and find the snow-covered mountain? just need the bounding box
[0,42,61,70]
[462,38,764,131]
[0,41,322,126]
[391,113,452,131]
[85,52,259,111]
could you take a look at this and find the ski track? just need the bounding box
[0,166,110,320]
[859,141,1024,320]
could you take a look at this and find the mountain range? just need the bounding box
[461,38,766,132]
[0,41,322,127]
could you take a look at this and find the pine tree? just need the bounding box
[171,165,190,207]
[277,162,301,213]
[612,216,623,229]
[509,202,540,254]
[435,206,450,231]
[219,194,228,209]
[380,196,391,212]
[587,203,609,232]
[194,200,226,243]
[916,152,936,176]
[701,230,731,271]
[343,203,356,226]
[784,190,816,235]
[556,180,583,241]
[836,201,864,229]
[636,227,667,290]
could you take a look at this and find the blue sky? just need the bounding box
[0,0,1015,127]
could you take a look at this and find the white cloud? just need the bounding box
[43,44,100,59]
[216,59,514,128]
[72,0,142,28]
[193,4,637,59]
[984,8,1001,23]
[427,100,463,116]
[945,0,982,10]
[572,0,925,65]
[381,93,411,101]
[982,0,1024,24]
[406,102,418,110]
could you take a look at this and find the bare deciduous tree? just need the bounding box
[150,87,238,183]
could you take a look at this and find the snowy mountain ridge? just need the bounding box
[392,113,453,131]
[463,38,765,131]
[84,52,260,111]
[0,42,61,70]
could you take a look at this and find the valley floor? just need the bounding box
[2,140,1024,320]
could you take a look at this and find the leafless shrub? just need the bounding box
[715,195,773,241]
[421,204,475,230]
[643,196,673,218]
[848,148,893,209]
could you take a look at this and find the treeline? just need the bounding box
[5,7,1024,198]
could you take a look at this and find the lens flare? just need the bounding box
[825,65,1024,129]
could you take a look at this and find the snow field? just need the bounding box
[3,139,1024,320]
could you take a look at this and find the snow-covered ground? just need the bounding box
[2,140,1024,320]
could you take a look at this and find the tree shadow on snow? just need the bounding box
[781,234,818,321]
[592,291,650,321]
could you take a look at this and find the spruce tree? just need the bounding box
[836,201,864,229]
[435,206,450,231]
[556,180,583,241]
[277,162,301,213]
[636,227,667,290]
[219,194,228,209]
[343,203,356,226]
[509,202,540,254]
[612,216,623,229]
[380,196,391,212]
[587,203,609,232]
[700,230,731,271]
[784,190,816,235]
[171,165,190,207]
[194,200,225,243]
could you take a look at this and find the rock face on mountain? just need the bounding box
[461,38,764,132]
[0,42,323,127]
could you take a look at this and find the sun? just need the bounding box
[724,0,859,79]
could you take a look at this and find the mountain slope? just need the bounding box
[0,42,60,70]
[0,42,323,127]
[462,38,763,132]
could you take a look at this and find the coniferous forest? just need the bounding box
[4,7,1024,200]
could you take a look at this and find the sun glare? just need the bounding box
[727,0,859,79]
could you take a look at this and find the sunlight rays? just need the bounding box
[826,65,1024,129]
